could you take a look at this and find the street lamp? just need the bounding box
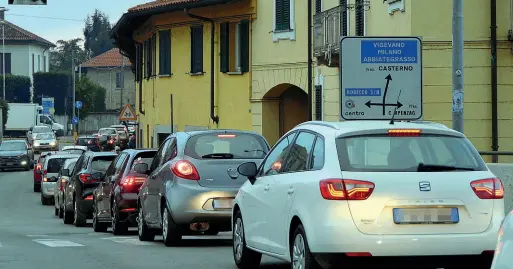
[0,7,8,101]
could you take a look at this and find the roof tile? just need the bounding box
[128,0,199,12]
[2,20,55,47]
[81,48,132,68]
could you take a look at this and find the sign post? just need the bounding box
[340,36,423,121]
[119,104,137,121]
[74,101,82,139]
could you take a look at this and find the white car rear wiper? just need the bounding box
[417,163,475,172]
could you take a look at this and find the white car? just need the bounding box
[61,145,87,155]
[232,120,503,269]
[54,157,79,218]
[39,154,82,205]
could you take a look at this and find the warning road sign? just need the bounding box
[119,104,137,121]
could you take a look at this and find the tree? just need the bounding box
[50,38,87,73]
[75,76,106,118]
[0,99,8,132]
[83,9,114,58]
[33,72,70,115]
[0,75,31,103]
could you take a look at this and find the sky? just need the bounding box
[4,0,154,45]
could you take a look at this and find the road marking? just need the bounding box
[26,234,49,237]
[33,239,84,247]
[184,235,232,240]
[101,237,153,246]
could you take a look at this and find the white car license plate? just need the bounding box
[393,208,459,224]
[213,199,234,209]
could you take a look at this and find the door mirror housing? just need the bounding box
[238,162,258,184]
[61,169,69,177]
[133,163,149,175]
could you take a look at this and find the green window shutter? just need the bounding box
[275,0,290,31]
[191,26,203,73]
[239,20,250,73]
[159,30,171,75]
[220,22,229,73]
[152,33,157,76]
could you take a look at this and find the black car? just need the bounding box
[62,151,118,226]
[92,149,157,234]
[0,140,34,171]
[75,136,101,152]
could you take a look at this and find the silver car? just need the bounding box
[54,157,79,218]
[32,133,58,153]
[27,125,54,145]
[137,130,270,245]
[39,154,81,205]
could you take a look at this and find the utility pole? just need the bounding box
[120,54,125,109]
[0,7,7,101]
[71,49,76,134]
[452,0,464,132]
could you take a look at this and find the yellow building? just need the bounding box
[110,0,256,147]
[314,0,513,162]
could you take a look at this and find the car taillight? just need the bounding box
[35,164,42,170]
[108,139,114,144]
[171,160,200,180]
[470,178,504,199]
[88,140,92,144]
[85,195,93,200]
[120,176,146,193]
[79,173,97,184]
[59,178,66,191]
[319,179,374,200]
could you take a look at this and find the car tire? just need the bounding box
[291,224,321,269]
[33,184,40,192]
[41,193,50,205]
[111,200,127,235]
[58,205,64,218]
[63,205,73,224]
[24,166,30,171]
[92,202,108,233]
[54,207,58,216]
[233,210,262,269]
[73,199,87,227]
[162,206,182,247]
[137,205,155,241]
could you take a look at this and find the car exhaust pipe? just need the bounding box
[189,222,209,232]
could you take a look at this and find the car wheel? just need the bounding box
[233,210,261,269]
[24,165,30,171]
[137,205,155,241]
[73,199,86,227]
[33,184,40,192]
[92,202,108,233]
[291,224,321,269]
[54,206,58,216]
[41,193,50,205]
[63,198,74,224]
[162,206,181,247]
[58,205,64,218]
[111,200,127,235]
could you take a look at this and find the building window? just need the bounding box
[32,54,35,74]
[190,26,204,74]
[135,44,142,82]
[116,72,123,89]
[43,56,46,72]
[0,53,11,74]
[220,20,250,73]
[144,39,151,79]
[152,33,156,76]
[273,0,295,42]
[38,55,40,71]
[158,30,171,75]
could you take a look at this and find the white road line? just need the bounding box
[101,237,153,246]
[33,239,84,247]
[26,235,49,237]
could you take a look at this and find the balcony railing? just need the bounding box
[313,5,342,58]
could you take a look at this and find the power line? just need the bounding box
[8,13,83,22]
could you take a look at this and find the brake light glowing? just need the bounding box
[120,176,146,186]
[59,178,66,191]
[171,160,200,180]
[387,129,421,136]
[87,140,92,144]
[470,178,504,199]
[79,173,97,184]
[217,134,236,138]
[345,252,372,257]
[319,179,374,200]
[108,139,114,144]
[85,195,93,200]
[35,163,42,170]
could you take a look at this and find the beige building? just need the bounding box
[81,48,135,111]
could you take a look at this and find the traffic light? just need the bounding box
[8,0,47,5]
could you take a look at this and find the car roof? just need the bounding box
[78,136,94,138]
[111,125,125,127]
[33,125,50,128]
[85,151,118,157]
[181,129,264,137]
[123,149,157,155]
[46,154,82,160]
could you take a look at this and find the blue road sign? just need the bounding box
[75,101,83,109]
[42,97,54,115]
[72,116,79,125]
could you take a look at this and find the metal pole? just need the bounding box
[71,50,75,125]
[452,0,464,132]
[120,55,125,109]
[2,21,5,100]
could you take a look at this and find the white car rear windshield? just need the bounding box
[46,158,67,173]
[335,134,487,172]
[185,133,269,159]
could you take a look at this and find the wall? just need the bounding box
[53,112,119,134]
[487,163,513,214]
[134,0,256,148]
[85,68,136,110]
[27,43,51,81]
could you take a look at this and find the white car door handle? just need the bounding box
[287,188,294,194]
[264,185,270,191]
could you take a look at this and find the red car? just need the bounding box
[33,151,58,192]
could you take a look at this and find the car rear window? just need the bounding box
[335,134,487,172]
[46,158,68,173]
[90,156,116,172]
[64,149,85,155]
[76,138,93,146]
[185,133,269,159]
[131,151,156,169]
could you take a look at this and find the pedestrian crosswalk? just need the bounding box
[33,239,84,247]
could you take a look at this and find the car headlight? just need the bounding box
[34,142,40,146]
[50,141,56,146]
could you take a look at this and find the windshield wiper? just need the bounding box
[201,153,234,159]
[417,163,475,172]
[244,149,265,153]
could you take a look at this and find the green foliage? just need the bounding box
[50,38,87,73]
[84,9,114,58]
[33,72,70,115]
[0,75,31,103]
[75,76,106,119]
[0,99,8,132]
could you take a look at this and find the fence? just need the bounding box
[53,112,119,135]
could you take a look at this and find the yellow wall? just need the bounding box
[132,0,256,147]
[318,0,513,162]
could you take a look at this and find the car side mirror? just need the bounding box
[133,163,149,175]
[91,172,103,181]
[61,169,69,177]
[238,162,258,184]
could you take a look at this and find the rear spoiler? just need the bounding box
[336,128,465,139]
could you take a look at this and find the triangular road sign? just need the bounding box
[119,104,137,121]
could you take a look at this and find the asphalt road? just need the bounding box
[0,141,288,269]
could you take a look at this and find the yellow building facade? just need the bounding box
[314,0,513,162]
[111,0,256,148]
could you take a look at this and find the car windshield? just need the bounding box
[33,127,52,133]
[35,133,54,140]
[76,138,94,146]
[99,129,116,135]
[46,158,68,173]
[131,151,156,170]
[335,134,488,172]
[91,156,116,172]
[185,133,269,159]
[0,142,26,151]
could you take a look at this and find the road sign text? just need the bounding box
[345,88,381,96]
[361,40,418,64]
